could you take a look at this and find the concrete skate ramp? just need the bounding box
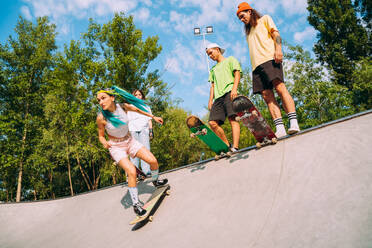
[1,112,372,248]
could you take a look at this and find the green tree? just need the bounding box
[351,57,372,111]
[284,44,355,127]
[82,12,164,93]
[308,0,371,98]
[37,40,109,198]
[0,16,57,202]
[354,0,371,31]
[307,0,370,91]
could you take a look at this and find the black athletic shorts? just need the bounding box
[209,91,236,125]
[252,60,284,94]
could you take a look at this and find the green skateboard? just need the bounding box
[186,115,231,160]
[130,184,170,225]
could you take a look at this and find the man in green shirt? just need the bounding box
[206,43,242,152]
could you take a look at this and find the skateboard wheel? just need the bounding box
[256,142,262,148]
[166,190,171,195]
[190,133,196,138]
[149,216,153,222]
[201,128,207,135]
[272,138,277,144]
[235,116,241,122]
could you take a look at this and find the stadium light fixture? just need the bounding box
[193,26,214,72]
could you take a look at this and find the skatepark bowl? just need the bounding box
[1,110,372,248]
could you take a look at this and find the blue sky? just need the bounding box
[0,0,317,117]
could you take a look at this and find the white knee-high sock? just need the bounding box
[128,187,139,205]
[151,169,159,181]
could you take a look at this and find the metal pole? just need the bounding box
[202,32,210,73]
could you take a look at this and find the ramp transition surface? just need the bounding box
[1,112,372,248]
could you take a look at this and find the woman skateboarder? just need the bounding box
[206,43,242,152]
[96,86,168,216]
[236,2,300,137]
[128,89,154,176]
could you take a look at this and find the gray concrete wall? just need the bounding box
[1,112,372,248]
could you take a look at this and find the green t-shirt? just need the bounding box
[208,56,242,100]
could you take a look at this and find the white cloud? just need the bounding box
[134,8,150,23]
[20,6,32,20]
[59,22,70,35]
[280,0,307,15]
[251,0,280,15]
[141,0,153,7]
[165,57,181,74]
[294,26,316,43]
[169,11,198,35]
[166,0,241,36]
[22,0,138,20]
[165,41,206,83]
[194,83,210,97]
[196,107,208,117]
[149,16,169,29]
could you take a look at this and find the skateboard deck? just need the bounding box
[186,115,231,160]
[232,95,277,148]
[130,184,170,225]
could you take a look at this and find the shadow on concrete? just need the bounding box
[229,151,250,163]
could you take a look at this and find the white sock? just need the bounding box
[128,187,139,205]
[151,169,159,181]
[273,118,286,133]
[288,112,299,128]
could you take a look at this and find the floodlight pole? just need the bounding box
[194,26,213,73]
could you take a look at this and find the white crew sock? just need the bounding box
[288,112,299,128]
[273,118,286,133]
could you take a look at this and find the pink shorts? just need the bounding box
[108,135,144,163]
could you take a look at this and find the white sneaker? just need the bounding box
[275,130,287,138]
[229,146,239,153]
[288,125,300,135]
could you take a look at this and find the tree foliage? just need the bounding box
[82,12,163,93]
[284,44,355,128]
[0,16,57,202]
[307,0,371,106]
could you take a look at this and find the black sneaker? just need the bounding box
[152,178,168,187]
[133,203,146,216]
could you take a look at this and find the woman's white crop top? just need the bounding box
[104,104,129,138]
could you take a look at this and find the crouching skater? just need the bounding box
[96,86,168,216]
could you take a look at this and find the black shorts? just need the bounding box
[209,91,236,125]
[252,60,284,94]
